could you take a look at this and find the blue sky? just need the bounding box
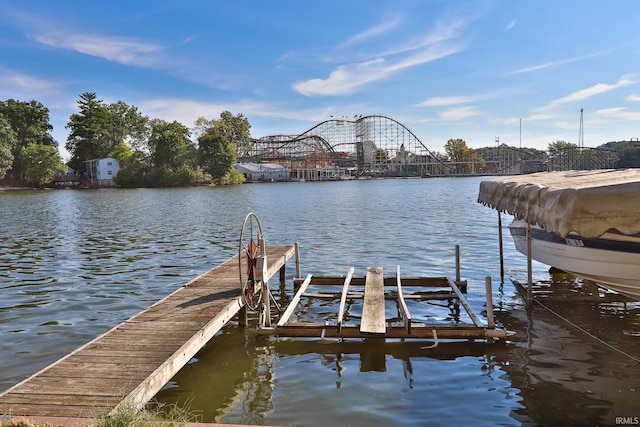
[1,1,639,160]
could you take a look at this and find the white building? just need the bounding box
[84,158,120,186]
[235,162,290,181]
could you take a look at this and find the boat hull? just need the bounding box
[509,220,640,300]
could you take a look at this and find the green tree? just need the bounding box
[0,99,55,179]
[196,117,237,181]
[105,101,149,152]
[20,142,65,187]
[195,112,249,181]
[444,138,479,173]
[615,145,640,168]
[221,111,252,157]
[147,119,195,186]
[66,93,149,171]
[66,92,110,170]
[0,115,17,179]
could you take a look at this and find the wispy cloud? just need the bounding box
[627,94,640,102]
[505,20,516,31]
[417,94,492,107]
[34,30,163,67]
[293,18,467,96]
[0,67,58,95]
[438,106,481,121]
[294,43,462,96]
[511,50,610,74]
[546,75,638,107]
[596,107,640,121]
[339,16,402,48]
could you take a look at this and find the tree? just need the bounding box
[66,93,110,170]
[20,142,65,187]
[221,111,252,157]
[105,101,149,152]
[66,93,150,171]
[444,138,482,173]
[615,145,640,168]
[0,115,17,179]
[195,112,249,181]
[0,99,55,179]
[147,119,195,186]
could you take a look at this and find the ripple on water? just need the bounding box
[1,182,638,427]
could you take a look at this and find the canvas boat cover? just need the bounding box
[478,169,640,238]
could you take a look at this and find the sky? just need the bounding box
[1,0,639,161]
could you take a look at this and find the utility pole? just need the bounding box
[579,108,584,148]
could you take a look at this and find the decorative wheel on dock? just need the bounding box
[239,212,266,311]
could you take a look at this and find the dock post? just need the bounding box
[485,277,495,329]
[295,242,301,279]
[526,222,533,306]
[279,263,286,284]
[455,244,460,283]
[238,305,248,327]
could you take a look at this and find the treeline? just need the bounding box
[0,92,251,187]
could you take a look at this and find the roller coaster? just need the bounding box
[239,115,619,179]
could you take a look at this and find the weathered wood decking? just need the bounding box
[0,245,296,419]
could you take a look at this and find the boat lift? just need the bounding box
[238,213,506,345]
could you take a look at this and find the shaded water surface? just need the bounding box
[1,178,638,426]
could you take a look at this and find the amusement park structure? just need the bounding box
[238,115,619,180]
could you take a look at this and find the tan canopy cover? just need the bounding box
[478,169,640,238]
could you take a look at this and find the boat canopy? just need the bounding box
[478,169,640,238]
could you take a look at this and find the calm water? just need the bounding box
[1,178,638,426]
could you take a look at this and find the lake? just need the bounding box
[1,177,638,426]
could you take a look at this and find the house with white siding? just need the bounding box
[84,158,120,186]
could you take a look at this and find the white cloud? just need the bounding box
[417,94,490,107]
[293,17,468,96]
[339,16,402,48]
[627,94,640,102]
[596,107,640,121]
[0,68,58,94]
[34,30,163,67]
[294,42,463,96]
[438,106,481,121]
[511,50,610,74]
[547,76,638,107]
[505,20,516,31]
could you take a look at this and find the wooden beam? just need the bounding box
[447,277,482,328]
[261,322,507,340]
[293,276,452,287]
[337,267,355,333]
[277,274,313,326]
[360,267,386,334]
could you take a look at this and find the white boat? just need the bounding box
[508,219,640,299]
[478,169,640,300]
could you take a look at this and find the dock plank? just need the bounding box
[360,267,386,334]
[0,245,295,418]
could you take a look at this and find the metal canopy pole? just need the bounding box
[527,222,533,306]
[498,211,504,282]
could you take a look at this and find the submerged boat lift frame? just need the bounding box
[254,244,506,343]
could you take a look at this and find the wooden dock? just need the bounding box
[0,245,296,419]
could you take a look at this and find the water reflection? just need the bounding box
[496,273,640,426]
[2,180,639,426]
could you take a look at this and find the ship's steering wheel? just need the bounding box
[238,212,266,311]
